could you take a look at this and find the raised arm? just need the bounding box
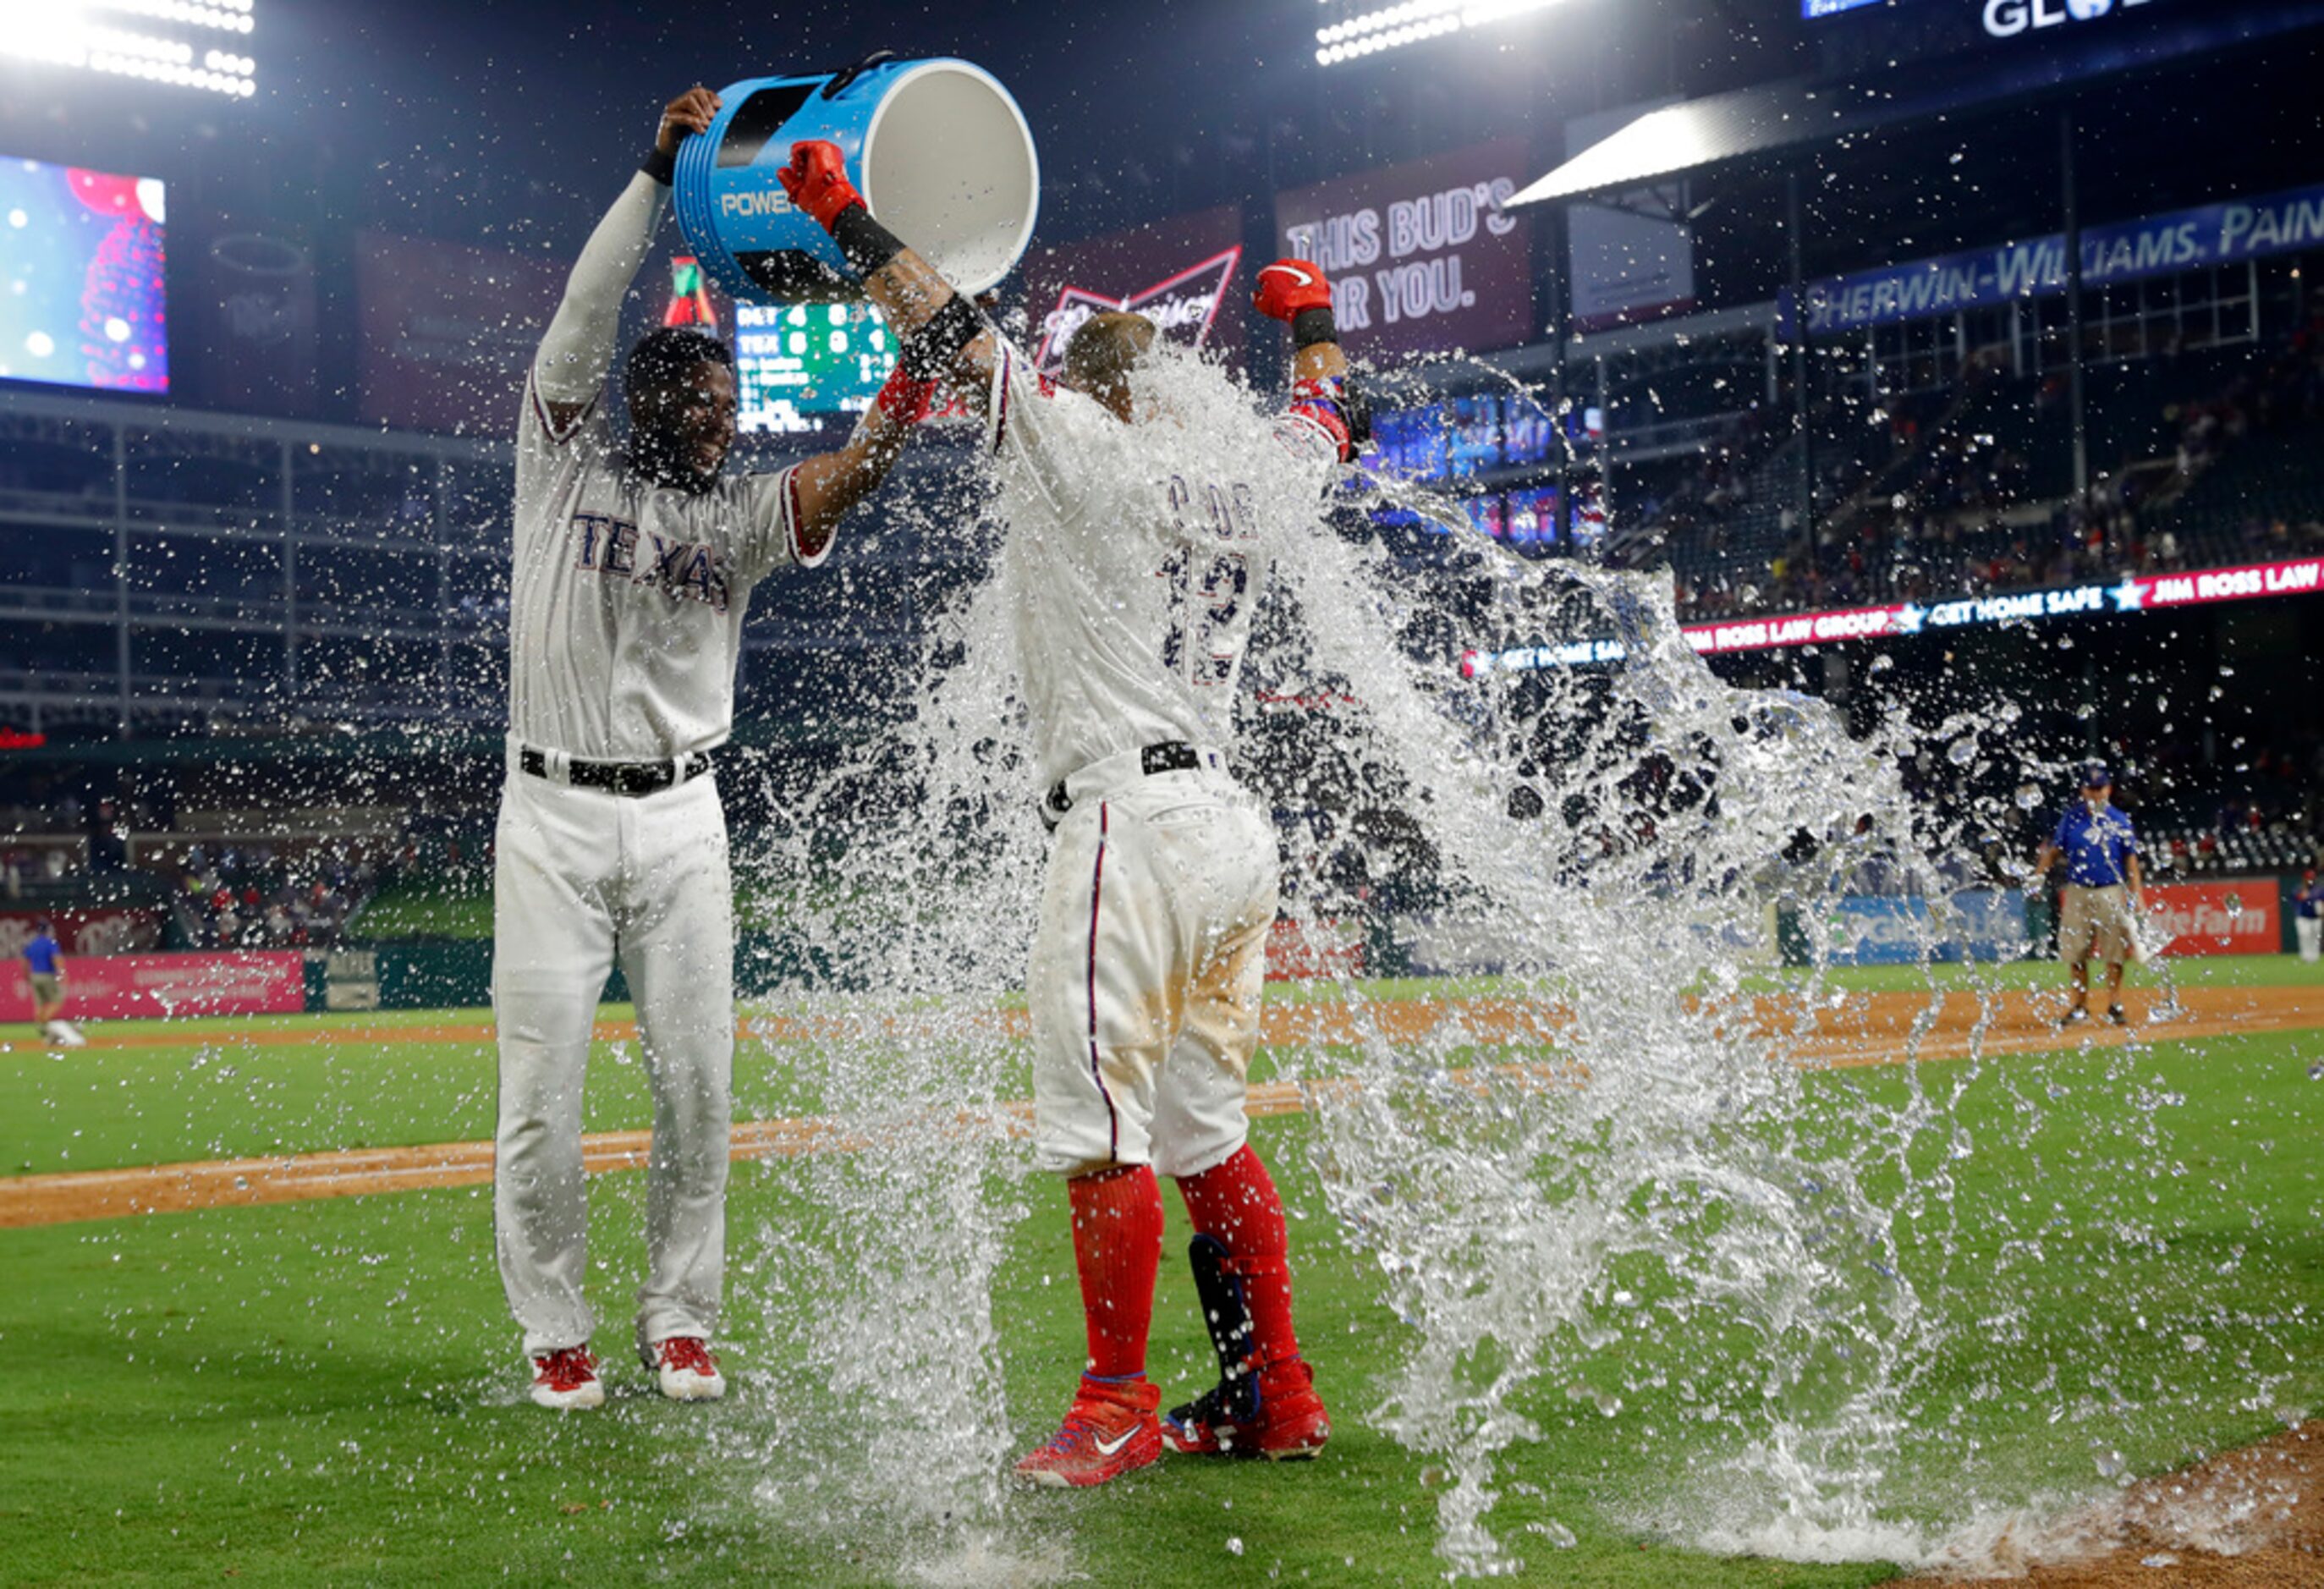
[776,141,1001,406]
[1253,259,1367,463]
[533,88,722,430]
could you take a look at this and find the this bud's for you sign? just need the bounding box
[1274,139,1534,360]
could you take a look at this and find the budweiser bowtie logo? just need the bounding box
[1033,246,1244,371]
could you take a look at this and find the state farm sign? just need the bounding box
[2141,882,2277,957]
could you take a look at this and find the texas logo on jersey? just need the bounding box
[570,511,733,613]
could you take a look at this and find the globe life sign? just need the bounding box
[1983,0,2157,39]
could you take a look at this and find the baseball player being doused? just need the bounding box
[493,87,920,1411]
[772,140,1370,1485]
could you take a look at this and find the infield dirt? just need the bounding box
[1915,1419,2324,1587]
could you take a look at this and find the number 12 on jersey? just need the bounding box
[1161,476,1257,687]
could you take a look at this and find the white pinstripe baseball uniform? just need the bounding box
[981,343,1339,1179]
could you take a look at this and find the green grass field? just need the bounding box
[3,961,2321,1586]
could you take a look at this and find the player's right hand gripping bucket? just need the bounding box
[673,54,1039,304]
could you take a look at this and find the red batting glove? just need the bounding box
[778,140,865,233]
[1253,258,1333,322]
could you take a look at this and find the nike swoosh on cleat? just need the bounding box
[1261,265,1316,287]
[1093,1427,1140,1456]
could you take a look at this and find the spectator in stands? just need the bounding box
[2031,762,2143,1026]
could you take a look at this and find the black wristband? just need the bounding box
[830,201,904,278]
[640,146,677,186]
[1291,307,1338,350]
[1339,369,1373,449]
[900,294,987,381]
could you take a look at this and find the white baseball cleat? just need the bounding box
[643,1337,725,1401]
[42,1020,86,1048]
[528,1346,605,1410]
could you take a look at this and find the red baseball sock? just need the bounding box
[1068,1164,1163,1383]
[1175,1144,1300,1372]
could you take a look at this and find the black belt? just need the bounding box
[519,746,713,798]
[1044,741,1203,827]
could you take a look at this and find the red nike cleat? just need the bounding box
[1012,1377,1162,1488]
[1162,1358,1329,1460]
[528,1345,604,1410]
[642,1336,726,1402]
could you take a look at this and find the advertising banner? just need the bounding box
[1404,917,1527,977]
[0,951,307,1021]
[1820,891,2028,965]
[1828,898,1927,966]
[1788,181,2324,337]
[1466,553,2324,674]
[1274,140,1535,359]
[1807,0,2318,82]
[1017,205,1249,374]
[355,234,567,433]
[2140,882,2277,957]
[1265,917,1365,981]
[0,909,163,959]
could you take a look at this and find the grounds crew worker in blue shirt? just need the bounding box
[23,920,65,1036]
[2031,763,2143,1025]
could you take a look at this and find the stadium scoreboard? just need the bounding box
[731,301,898,436]
[0,155,168,393]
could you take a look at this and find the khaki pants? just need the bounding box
[2058,884,2133,966]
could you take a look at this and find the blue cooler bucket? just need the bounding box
[673,55,1039,304]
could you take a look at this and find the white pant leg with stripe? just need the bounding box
[1030,768,1277,1180]
[492,761,735,1359]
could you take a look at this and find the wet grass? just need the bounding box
[0,1115,1901,1588]
[3,994,2321,1584]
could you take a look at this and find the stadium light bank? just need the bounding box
[0,0,258,99]
[1316,0,1581,67]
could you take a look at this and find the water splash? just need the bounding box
[699,345,2248,1581]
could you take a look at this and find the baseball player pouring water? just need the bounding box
[773,139,1368,1487]
[493,88,917,1411]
